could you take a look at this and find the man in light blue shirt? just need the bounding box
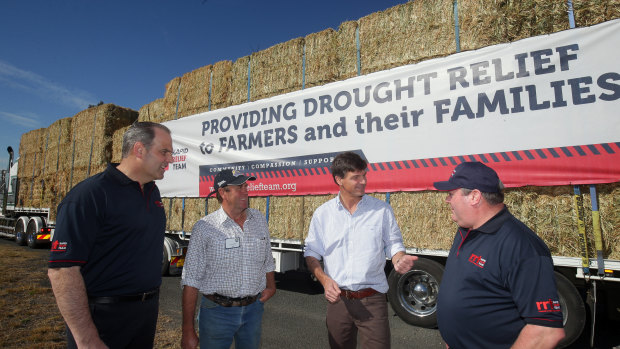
[304,151,417,349]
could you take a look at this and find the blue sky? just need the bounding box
[0,0,407,169]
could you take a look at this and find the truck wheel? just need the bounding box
[26,219,39,249]
[161,247,170,276]
[555,272,586,348]
[387,257,444,328]
[14,218,27,246]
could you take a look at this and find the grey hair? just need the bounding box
[121,122,170,158]
[461,180,505,206]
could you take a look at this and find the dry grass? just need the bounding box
[0,241,181,348]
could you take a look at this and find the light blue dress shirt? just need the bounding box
[304,194,406,293]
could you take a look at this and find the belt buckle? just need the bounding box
[342,290,353,299]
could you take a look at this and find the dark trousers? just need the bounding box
[326,292,390,349]
[66,294,159,349]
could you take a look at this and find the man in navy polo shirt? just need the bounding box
[434,162,565,349]
[48,122,173,349]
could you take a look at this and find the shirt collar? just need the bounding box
[106,163,155,190]
[471,206,511,234]
[215,206,253,225]
[336,193,368,210]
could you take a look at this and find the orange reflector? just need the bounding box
[37,234,51,240]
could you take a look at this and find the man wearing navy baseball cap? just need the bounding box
[181,169,276,349]
[434,162,565,349]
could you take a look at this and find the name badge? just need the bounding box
[225,237,240,249]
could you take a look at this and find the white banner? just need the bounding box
[159,19,620,197]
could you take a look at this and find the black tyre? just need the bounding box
[162,247,170,276]
[556,272,586,348]
[26,220,39,249]
[387,257,444,328]
[14,219,27,246]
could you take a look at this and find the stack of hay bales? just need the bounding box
[40,117,73,221]
[135,0,619,259]
[16,104,137,221]
[19,0,614,258]
[16,128,46,208]
[67,104,137,187]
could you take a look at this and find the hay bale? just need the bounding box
[334,21,359,81]
[573,0,620,27]
[304,28,339,89]
[250,38,304,101]
[42,117,72,176]
[210,60,233,111]
[178,65,212,118]
[162,77,182,121]
[16,128,46,207]
[69,104,137,173]
[111,125,130,163]
[391,191,455,250]
[184,198,208,232]
[138,98,165,123]
[360,0,455,74]
[168,198,183,232]
[230,56,251,106]
[458,0,569,52]
[249,197,267,217]
[268,196,304,240]
[17,128,45,180]
[301,194,336,240]
[205,197,220,216]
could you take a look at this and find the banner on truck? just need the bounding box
[159,19,620,197]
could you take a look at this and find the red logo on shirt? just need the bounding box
[536,299,561,313]
[468,253,486,268]
[51,240,68,252]
[155,200,164,208]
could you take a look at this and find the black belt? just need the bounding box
[88,288,159,304]
[204,293,259,307]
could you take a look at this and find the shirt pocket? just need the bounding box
[244,236,269,265]
[353,225,382,259]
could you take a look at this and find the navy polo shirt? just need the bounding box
[49,163,166,297]
[437,207,563,349]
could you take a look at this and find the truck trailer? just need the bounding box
[0,147,54,248]
[153,19,620,348]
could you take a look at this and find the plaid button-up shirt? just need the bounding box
[181,207,275,297]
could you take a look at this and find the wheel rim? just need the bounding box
[396,269,439,317]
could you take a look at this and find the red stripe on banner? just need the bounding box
[197,143,620,196]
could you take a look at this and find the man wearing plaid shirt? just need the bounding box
[181,169,276,349]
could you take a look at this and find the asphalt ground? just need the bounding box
[3,238,620,348]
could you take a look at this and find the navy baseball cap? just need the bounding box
[208,169,256,197]
[433,162,501,193]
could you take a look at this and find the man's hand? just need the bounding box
[181,330,199,349]
[181,286,200,349]
[322,277,342,303]
[305,256,341,303]
[260,272,277,302]
[392,252,418,274]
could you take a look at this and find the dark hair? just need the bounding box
[331,152,367,184]
[122,122,171,158]
[461,180,505,205]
